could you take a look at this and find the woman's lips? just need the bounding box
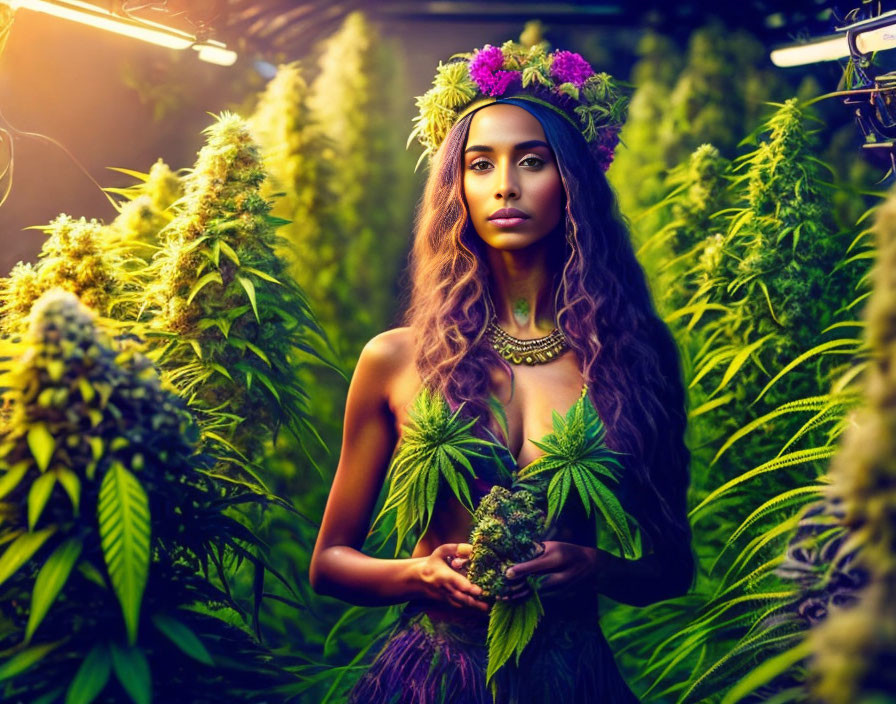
[489,217,529,227]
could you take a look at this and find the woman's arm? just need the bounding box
[309,332,486,611]
[497,538,695,607]
[593,541,695,607]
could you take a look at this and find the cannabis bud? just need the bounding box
[466,485,546,599]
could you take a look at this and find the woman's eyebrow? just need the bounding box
[464,139,550,154]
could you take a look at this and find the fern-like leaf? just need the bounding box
[370,386,501,556]
[98,461,151,645]
[485,589,544,686]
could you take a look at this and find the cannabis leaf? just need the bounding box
[516,385,641,559]
[371,386,503,556]
[486,591,544,691]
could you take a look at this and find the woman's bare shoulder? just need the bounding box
[363,326,413,357]
[357,327,415,399]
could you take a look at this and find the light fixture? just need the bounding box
[770,9,896,67]
[2,0,237,65]
[193,39,237,67]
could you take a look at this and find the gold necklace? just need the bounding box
[486,315,569,365]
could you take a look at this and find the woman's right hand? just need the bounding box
[417,543,489,612]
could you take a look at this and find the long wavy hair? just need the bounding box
[401,98,694,575]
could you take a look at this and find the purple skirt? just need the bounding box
[346,596,640,704]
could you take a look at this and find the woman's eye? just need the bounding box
[469,156,544,171]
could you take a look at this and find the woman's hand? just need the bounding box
[497,541,600,601]
[418,543,489,611]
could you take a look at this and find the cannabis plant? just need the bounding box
[608,22,787,252]
[0,215,126,337]
[597,96,875,704]
[105,158,183,265]
[248,61,342,321]
[369,386,505,557]
[807,184,896,704]
[142,111,342,470]
[0,289,303,702]
[306,10,414,364]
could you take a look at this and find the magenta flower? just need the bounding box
[549,50,594,88]
[468,44,521,96]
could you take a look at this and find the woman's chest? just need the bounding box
[389,350,586,470]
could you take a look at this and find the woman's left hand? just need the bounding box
[499,541,599,601]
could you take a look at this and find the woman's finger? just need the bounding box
[454,574,482,597]
[448,584,486,610]
[455,543,473,557]
[437,543,459,558]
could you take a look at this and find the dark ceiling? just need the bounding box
[113,0,859,55]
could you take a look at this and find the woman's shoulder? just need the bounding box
[360,327,414,379]
[358,327,418,412]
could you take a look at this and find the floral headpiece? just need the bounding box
[408,40,629,172]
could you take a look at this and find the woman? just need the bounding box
[309,42,696,703]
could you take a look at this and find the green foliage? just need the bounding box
[104,159,183,265]
[0,289,305,701]
[807,183,896,703]
[142,111,342,470]
[0,216,126,337]
[608,23,788,254]
[600,94,875,703]
[517,384,640,557]
[485,593,543,696]
[370,386,502,557]
[306,10,415,365]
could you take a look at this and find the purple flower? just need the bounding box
[593,125,620,172]
[549,50,594,88]
[469,44,521,97]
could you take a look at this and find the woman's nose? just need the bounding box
[495,160,519,200]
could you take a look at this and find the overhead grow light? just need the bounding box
[1,0,237,65]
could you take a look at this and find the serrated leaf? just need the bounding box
[485,593,543,684]
[98,463,150,645]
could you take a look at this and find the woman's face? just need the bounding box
[462,103,565,249]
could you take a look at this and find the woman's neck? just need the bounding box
[486,241,559,337]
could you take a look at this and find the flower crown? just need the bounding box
[408,40,630,173]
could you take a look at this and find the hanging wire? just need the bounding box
[0,6,121,211]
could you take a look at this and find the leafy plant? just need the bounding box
[140,111,343,472]
[516,385,639,556]
[306,10,415,365]
[807,181,896,704]
[0,215,128,337]
[0,289,305,702]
